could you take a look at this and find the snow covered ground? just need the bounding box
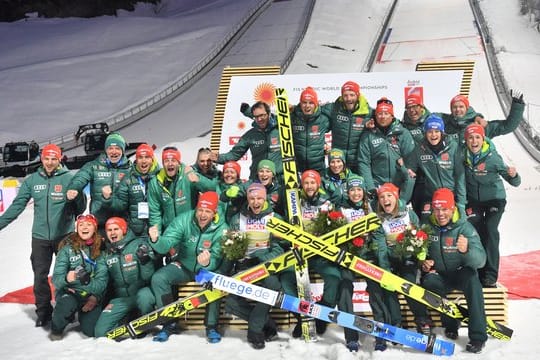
[1,0,540,358]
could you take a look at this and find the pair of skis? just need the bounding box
[266,216,513,341]
[195,269,455,356]
[275,87,316,340]
[106,213,381,340]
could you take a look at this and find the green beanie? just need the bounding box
[257,159,276,175]
[105,133,126,152]
[347,175,366,190]
[328,148,345,163]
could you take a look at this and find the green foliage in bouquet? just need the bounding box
[305,210,348,236]
[220,230,248,261]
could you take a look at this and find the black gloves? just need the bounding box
[511,89,524,104]
[136,244,151,265]
[240,102,250,114]
[75,265,91,285]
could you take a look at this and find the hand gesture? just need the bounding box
[102,185,112,199]
[457,234,468,253]
[197,249,211,267]
[210,151,218,162]
[66,270,77,283]
[421,259,435,273]
[474,116,488,128]
[511,89,524,104]
[240,102,250,114]
[66,190,79,201]
[148,225,159,243]
[507,166,517,178]
[81,295,98,312]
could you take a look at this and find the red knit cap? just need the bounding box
[376,97,394,116]
[197,191,219,213]
[432,188,455,209]
[136,143,154,158]
[105,217,128,235]
[465,123,485,139]
[76,214,98,229]
[300,86,318,104]
[41,144,62,159]
[341,81,360,96]
[301,170,321,187]
[377,182,399,199]
[450,94,470,110]
[162,148,181,163]
[223,161,241,177]
[405,93,423,107]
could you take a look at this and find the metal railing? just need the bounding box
[470,0,540,162]
[37,0,273,151]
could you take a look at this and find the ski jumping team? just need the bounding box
[0,80,525,354]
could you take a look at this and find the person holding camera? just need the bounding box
[49,214,108,340]
[94,217,156,338]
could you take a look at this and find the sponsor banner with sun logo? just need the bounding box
[217,71,463,179]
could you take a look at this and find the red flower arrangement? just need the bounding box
[394,225,430,261]
[305,209,348,236]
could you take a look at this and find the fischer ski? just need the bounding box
[275,87,316,341]
[266,216,513,341]
[195,269,455,356]
[105,213,381,340]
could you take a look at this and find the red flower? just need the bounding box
[328,211,344,221]
[352,237,365,247]
[416,230,428,241]
[396,233,405,243]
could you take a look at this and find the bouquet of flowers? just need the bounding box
[220,230,249,261]
[305,210,348,236]
[393,225,431,261]
[348,236,366,257]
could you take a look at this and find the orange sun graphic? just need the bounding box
[253,82,276,105]
[237,121,246,130]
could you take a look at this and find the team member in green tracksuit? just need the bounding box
[357,98,416,203]
[337,175,376,352]
[290,87,331,173]
[420,188,487,354]
[297,170,360,351]
[463,124,521,287]
[94,217,156,338]
[67,133,131,232]
[401,93,432,144]
[320,80,373,174]
[190,147,221,206]
[401,93,432,217]
[440,91,524,143]
[0,144,86,327]
[213,101,283,181]
[50,214,107,340]
[110,144,160,236]
[405,114,466,221]
[148,192,226,343]
[370,183,429,351]
[280,170,339,339]
[147,146,215,234]
[241,159,285,216]
[322,148,359,205]
[224,183,283,350]
[216,161,245,218]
